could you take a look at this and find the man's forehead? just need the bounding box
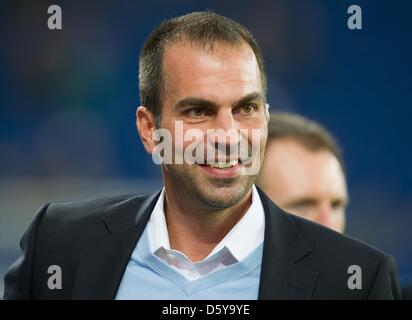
[269,139,339,169]
[163,39,253,60]
[266,139,347,188]
[162,41,261,88]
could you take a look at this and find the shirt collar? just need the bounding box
[147,185,265,263]
[206,185,265,261]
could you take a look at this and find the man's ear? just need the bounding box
[265,103,270,120]
[136,106,157,154]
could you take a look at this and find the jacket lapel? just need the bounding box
[257,187,319,299]
[71,191,161,299]
[71,187,318,299]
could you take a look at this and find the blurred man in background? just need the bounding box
[257,112,348,233]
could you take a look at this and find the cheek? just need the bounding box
[332,209,345,223]
[243,118,267,143]
[163,121,193,151]
[181,127,206,150]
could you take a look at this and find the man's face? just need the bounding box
[158,41,267,209]
[258,138,348,233]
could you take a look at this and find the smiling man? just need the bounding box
[3,12,401,300]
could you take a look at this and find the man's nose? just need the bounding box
[214,108,236,132]
[208,109,241,157]
[314,203,335,230]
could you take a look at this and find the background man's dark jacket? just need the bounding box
[3,188,401,299]
[402,283,412,300]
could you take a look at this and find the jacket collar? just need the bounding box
[256,187,318,299]
[72,190,162,299]
[72,187,318,299]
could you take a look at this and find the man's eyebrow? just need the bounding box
[333,196,350,206]
[285,198,318,207]
[175,97,217,110]
[235,92,264,106]
[174,91,264,111]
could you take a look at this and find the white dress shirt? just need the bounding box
[147,185,265,281]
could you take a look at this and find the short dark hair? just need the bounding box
[139,11,266,124]
[266,112,345,171]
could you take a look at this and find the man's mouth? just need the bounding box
[205,160,239,169]
[196,160,244,179]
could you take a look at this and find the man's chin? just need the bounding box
[164,164,254,209]
[195,182,251,209]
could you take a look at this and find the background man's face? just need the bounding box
[259,138,348,233]
[158,41,267,209]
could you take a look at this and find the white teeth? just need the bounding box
[207,160,238,169]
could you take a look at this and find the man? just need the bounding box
[3,12,401,299]
[257,113,348,233]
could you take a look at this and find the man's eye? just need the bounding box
[292,203,309,211]
[290,200,316,213]
[235,104,256,115]
[238,104,257,115]
[331,200,345,210]
[186,107,206,118]
[242,105,254,113]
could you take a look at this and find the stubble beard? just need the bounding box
[163,163,256,212]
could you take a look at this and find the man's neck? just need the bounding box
[163,186,252,262]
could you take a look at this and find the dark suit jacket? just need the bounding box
[402,283,412,300]
[3,188,401,299]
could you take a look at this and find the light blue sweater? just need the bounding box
[115,227,263,300]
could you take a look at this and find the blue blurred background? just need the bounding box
[1,0,411,296]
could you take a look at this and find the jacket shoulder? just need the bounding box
[34,193,151,244]
[44,194,148,225]
[286,213,401,299]
[289,213,386,260]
